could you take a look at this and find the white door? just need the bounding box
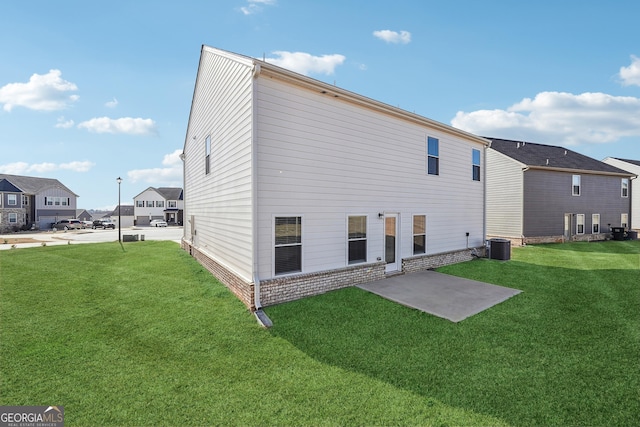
[564,213,572,240]
[384,213,399,273]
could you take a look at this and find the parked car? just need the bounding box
[150,219,168,227]
[52,219,83,231]
[92,219,116,229]
[82,220,93,228]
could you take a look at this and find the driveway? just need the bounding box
[0,226,184,250]
[358,270,521,322]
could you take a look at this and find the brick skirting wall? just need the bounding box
[523,234,609,244]
[402,248,483,274]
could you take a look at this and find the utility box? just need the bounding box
[611,227,625,241]
[489,238,511,261]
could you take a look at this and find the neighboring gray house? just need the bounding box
[76,209,93,222]
[181,46,490,311]
[602,157,640,230]
[133,187,184,226]
[106,205,135,228]
[0,173,78,230]
[486,138,634,244]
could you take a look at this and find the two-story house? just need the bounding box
[133,187,184,226]
[602,157,639,231]
[486,138,634,244]
[181,46,490,311]
[0,174,78,231]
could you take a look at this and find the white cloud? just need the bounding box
[55,116,75,129]
[105,97,119,108]
[77,117,157,135]
[240,0,276,15]
[619,55,640,87]
[0,160,94,174]
[263,51,346,76]
[373,30,411,44]
[127,149,183,185]
[0,69,79,112]
[451,91,640,145]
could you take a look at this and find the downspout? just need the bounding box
[521,166,529,243]
[630,175,637,230]
[483,141,490,252]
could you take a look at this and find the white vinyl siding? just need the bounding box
[486,149,524,238]
[182,47,255,282]
[255,76,485,278]
[602,158,639,230]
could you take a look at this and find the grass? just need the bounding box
[1,240,638,426]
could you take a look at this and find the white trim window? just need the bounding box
[427,137,439,175]
[621,213,628,229]
[8,194,17,205]
[472,149,481,181]
[576,214,585,234]
[0,194,2,207]
[136,200,144,207]
[592,214,600,234]
[413,215,426,254]
[347,216,367,264]
[156,201,165,208]
[572,175,581,196]
[22,195,29,205]
[168,200,177,208]
[9,212,18,223]
[621,178,629,198]
[205,135,211,175]
[146,201,154,207]
[274,216,302,275]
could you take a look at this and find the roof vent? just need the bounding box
[517,142,521,148]
[564,150,567,155]
[546,159,549,165]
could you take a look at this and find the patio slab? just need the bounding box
[357,270,521,322]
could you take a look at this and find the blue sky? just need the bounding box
[1,0,639,210]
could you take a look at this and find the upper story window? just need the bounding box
[205,135,211,175]
[156,201,165,208]
[8,194,17,205]
[621,178,629,197]
[427,137,439,175]
[146,201,154,207]
[472,149,481,181]
[274,216,302,275]
[572,175,581,196]
[413,215,426,254]
[347,216,367,264]
[136,200,144,207]
[168,200,177,208]
[22,195,29,205]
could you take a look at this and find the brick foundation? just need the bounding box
[402,248,484,273]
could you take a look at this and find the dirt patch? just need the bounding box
[2,237,43,244]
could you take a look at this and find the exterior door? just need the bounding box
[384,213,399,272]
[564,213,572,240]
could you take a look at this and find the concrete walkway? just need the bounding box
[358,270,521,322]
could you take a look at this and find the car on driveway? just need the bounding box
[150,219,168,227]
[92,219,116,229]
[52,219,83,231]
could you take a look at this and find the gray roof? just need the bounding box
[156,187,183,200]
[0,173,78,196]
[613,157,640,167]
[487,138,632,175]
[110,205,135,216]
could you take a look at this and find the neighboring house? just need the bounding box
[0,174,78,230]
[602,157,639,230]
[76,209,93,222]
[133,187,184,226]
[486,138,634,244]
[181,46,490,311]
[106,205,135,228]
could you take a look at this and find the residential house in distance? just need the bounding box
[486,138,634,244]
[76,209,93,222]
[602,157,639,231]
[181,46,490,311]
[106,205,135,228]
[133,187,184,226]
[0,173,78,231]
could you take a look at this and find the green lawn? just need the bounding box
[1,240,638,426]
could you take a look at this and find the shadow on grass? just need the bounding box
[265,261,640,427]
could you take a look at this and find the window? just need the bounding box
[8,194,17,205]
[146,201,154,207]
[275,217,302,275]
[572,175,581,196]
[472,149,481,181]
[576,214,585,234]
[22,195,29,205]
[413,215,426,254]
[205,135,211,175]
[592,214,600,234]
[9,212,17,223]
[168,200,177,208]
[621,213,628,228]
[347,216,367,264]
[621,178,629,197]
[427,137,439,175]
[136,200,144,207]
[156,201,164,208]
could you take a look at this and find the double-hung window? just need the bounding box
[205,135,211,175]
[275,217,302,275]
[136,200,144,207]
[413,215,426,254]
[572,175,581,196]
[621,213,628,228]
[156,201,165,208]
[592,214,600,234]
[621,178,629,197]
[146,201,154,207]
[472,149,481,181]
[427,137,439,175]
[348,216,367,264]
[576,214,585,234]
[8,194,17,205]
[8,212,17,223]
[168,200,177,208]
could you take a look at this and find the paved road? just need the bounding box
[0,226,183,250]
